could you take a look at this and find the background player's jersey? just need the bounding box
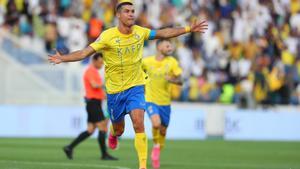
[90,25,151,94]
[142,56,182,105]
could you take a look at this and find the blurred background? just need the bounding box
[0,0,300,141]
[1,0,300,106]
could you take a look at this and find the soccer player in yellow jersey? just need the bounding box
[48,1,207,168]
[142,39,182,169]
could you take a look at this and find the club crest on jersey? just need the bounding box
[134,33,140,40]
[115,39,121,44]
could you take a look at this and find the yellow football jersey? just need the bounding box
[90,25,151,94]
[142,56,182,105]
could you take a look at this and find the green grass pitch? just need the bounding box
[0,138,299,169]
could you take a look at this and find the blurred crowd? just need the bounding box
[1,0,300,106]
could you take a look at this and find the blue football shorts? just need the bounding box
[107,85,146,123]
[146,102,171,127]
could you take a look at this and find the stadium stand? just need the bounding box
[0,0,299,106]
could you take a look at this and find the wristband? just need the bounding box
[185,26,191,33]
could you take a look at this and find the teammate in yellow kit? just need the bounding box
[48,0,208,168]
[142,39,182,169]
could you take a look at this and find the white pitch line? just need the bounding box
[0,160,295,169]
[0,160,131,169]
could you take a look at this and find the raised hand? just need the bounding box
[48,50,63,65]
[190,20,208,33]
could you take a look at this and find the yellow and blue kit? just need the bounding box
[90,25,156,122]
[142,56,182,126]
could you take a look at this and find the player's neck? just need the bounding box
[118,24,133,35]
[155,53,165,61]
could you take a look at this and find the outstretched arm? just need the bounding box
[48,46,96,64]
[155,20,208,39]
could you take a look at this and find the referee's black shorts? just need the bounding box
[85,98,105,123]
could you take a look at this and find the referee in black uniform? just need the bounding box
[63,53,117,160]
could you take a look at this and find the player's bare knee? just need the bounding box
[101,126,108,133]
[98,126,107,133]
[133,123,145,133]
[96,121,107,132]
[153,122,161,129]
[87,124,96,134]
[87,128,95,134]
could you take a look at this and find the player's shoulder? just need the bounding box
[133,25,150,32]
[166,56,178,63]
[83,66,92,76]
[85,65,95,72]
[133,25,143,30]
[143,55,155,62]
[100,27,118,37]
[103,26,117,32]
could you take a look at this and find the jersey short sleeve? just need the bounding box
[136,26,152,40]
[171,58,182,76]
[89,31,108,52]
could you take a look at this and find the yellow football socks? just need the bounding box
[159,133,166,150]
[153,127,166,149]
[152,127,160,145]
[134,133,148,169]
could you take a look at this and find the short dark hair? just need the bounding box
[156,39,171,47]
[92,53,103,61]
[116,2,133,12]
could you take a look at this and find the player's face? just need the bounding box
[117,5,135,27]
[159,41,174,56]
[94,58,104,69]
